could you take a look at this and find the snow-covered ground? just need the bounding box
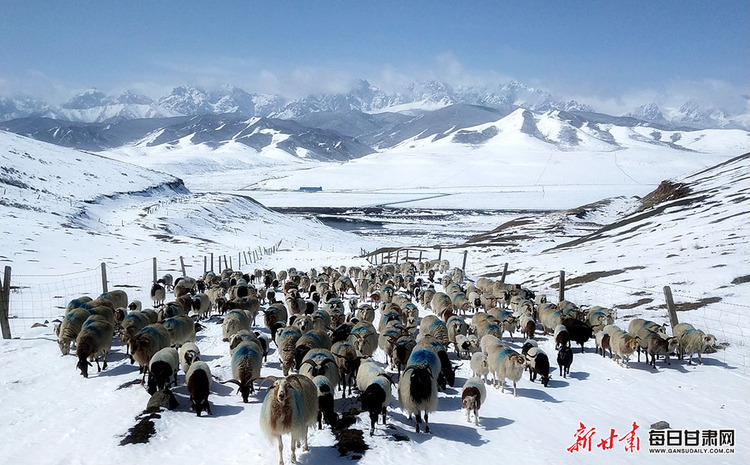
[1,130,748,464]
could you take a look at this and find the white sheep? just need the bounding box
[162,315,196,347]
[56,307,90,355]
[147,347,179,395]
[226,340,263,402]
[361,373,393,436]
[223,309,251,342]
[178,341,201,374]
[259,375,319,465]
[470,351,490,384]
[487,346,525,396]
[674,323,716,365]
[461,377,487,426]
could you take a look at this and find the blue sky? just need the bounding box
[1,1,748,114]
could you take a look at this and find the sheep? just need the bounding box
[150,282,166,307]
[157,274,174,292]
[276,327,302,376]
[162,315,196,347]
[293,330,332,371]
[356,304,375,324]
[259,374,318,465]
[554,324,570,349]
[119,311,152,352]
[431,292,454,320]
[331,340,361,397]
[390,335,417,377]
[147,347,179,395]
[263,303,289,332]
[178,341,201,374]
[97,290,129,311]
[562,317,594,353]
[190,293,212,320]
[130,324,171,381]
[609,326,638,368]
[470,351,490,384]
[223,309,251,342]
[56,307,90,355]
[455,333,479,359]
[226,340,264,402]
[299,349,340,395]
[399,351,439,433]
[348,321,379,357]
[186,361,212,416]
[629,318,669,362]
[75,315,114,378]
[674,323,716,365]
[361,373,393,436]
[312,375,338,430]
[446,315,469,350]
[595,330,612,358]
[524,347,551,387]
[487,346,525,396]
[557,345,573,378]
[641,330,680,368]
[419,314,450,347]
[174,276,197,297]
[461,377,487,426]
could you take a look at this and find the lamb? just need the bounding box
[470,351,490,384]
[674,323,716,365]
[595,330,612,358]
[186,361,212,416]
[75,315,114,378]
[487,346,526,396]
[557,345,573,378]
[259,374,319,465]
[56,307,90,355]
[461,377,487,426]
[130,323,171,381]
[178,341,201,374]
[399,349,439,433]
[162,315,196,347]
[524,347,551,387]
[226,340,264,402]
[640,330,680,368]
[147,347,179,395]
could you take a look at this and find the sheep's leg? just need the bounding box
[381,406,387,425]
[473,408,479,426]
[424,412,430,433]
[277,436,285,465]
[512,381,517,397]
[465,407,471,423]
[415,413,422,433]
[303,428,309,451]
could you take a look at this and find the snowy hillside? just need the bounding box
[0,129,748,465]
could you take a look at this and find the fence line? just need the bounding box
[2,239,283,338]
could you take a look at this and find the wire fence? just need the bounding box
[1,240,283,337]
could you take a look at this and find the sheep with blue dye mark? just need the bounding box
[75,315,114,378]
[299,348,339,394]
[56,307,90,355]
[223,309,251,342]
[399,345,439,433]
[147,347,179,395]
[276,326,302,376]
[331,340,361,397]
[461,377,487,426]
[348,321,378,357]
[294,330,332,371]
[259,374,319,465]
[162,314,196,347]
[186,360,212,416]
[487,346,526,396]
[226,340,264,402]
[130,323,171,381]
[419,314,450,347]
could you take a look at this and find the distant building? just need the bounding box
[298,186,323,192]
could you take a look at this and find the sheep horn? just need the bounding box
[301,359,317,368]
[258,375,279,391]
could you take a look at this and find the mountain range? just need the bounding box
[2,79,747,130]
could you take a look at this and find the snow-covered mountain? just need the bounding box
[4,79,745,130]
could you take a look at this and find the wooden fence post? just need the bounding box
[101,263,108,293]
[210,253,214,272]
[0,266,12,339]
[395,250,400,264]
[419,250,423,262]
[558,270,565,303]
[152,257,157,283]
[438,247,443,262]
[204,256,207,274]
[500,263,508,284]
[663,286,679,329]
[179,256,186,277]
[229,256,233,270]
[223,255,228,271]
[461,250,468,272]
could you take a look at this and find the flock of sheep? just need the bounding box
[54,259,718,465]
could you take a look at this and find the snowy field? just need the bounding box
[1,130,749,465]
